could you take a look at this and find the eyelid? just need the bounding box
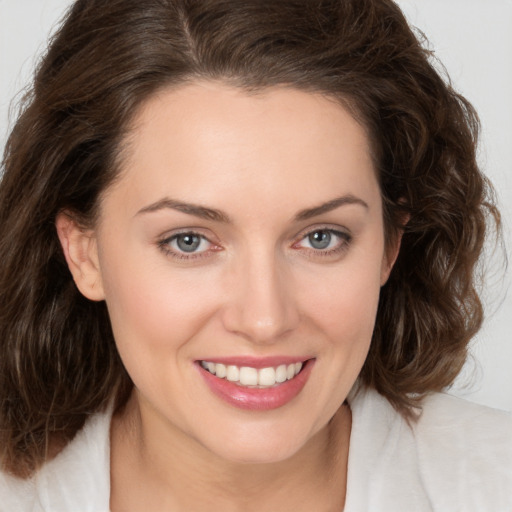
[292,224,352,244]
[157,228,221,260]
[156,224,352,261]
[291,224,352,257]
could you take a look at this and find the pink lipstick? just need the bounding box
[196,357,314,411]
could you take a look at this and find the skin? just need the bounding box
[57,82,400,511]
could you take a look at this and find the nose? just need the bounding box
[221,251,300,345]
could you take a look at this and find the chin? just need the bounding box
[193,416,319,466]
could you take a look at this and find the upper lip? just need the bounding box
[196,356,313,369]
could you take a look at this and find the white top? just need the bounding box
[1,388,511,511]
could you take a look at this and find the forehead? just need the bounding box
[105,81,379,218]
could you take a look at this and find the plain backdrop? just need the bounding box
[1,0,511,412]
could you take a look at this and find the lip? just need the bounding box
[198,355,311,369]
[197,358,315,411]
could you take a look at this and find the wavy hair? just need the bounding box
[0,0,499,477]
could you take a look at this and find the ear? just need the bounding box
[55,212,105,301]
[380,214,410,286]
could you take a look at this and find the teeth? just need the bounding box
[239,367,258,386]
[226,365,240,382]
[275,364,288,383]
[215,363,227,378]
[258,367,276,386]
[201,360,304,388]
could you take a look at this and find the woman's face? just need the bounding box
[78,82,396,463]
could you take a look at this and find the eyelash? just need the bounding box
[157,226,352,261]
[293,227,352,259]
[157,230,218,261]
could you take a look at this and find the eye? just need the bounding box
[305,230,336,250]
[294,227,351,257]
[158,231,217,259]
[173,233,207,253]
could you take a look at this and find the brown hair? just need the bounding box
[0,0,499,477]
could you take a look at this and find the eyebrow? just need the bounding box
[136,198,231,223]
[294,195,369,221]
[136,194,368,223]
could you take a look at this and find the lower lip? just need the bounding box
[197,360,314,411]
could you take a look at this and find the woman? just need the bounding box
[0,0,510,510]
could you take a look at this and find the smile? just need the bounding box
[197,358,314,411]
[200,361,303,388]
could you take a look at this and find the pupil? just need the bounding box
[309,230,331,249]
[177,234,200,252]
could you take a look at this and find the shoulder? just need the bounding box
[413,392,512,509]
[0,407,112,512]
[0,471,37,512]
[416,391,512,452]
[346,387,512,511]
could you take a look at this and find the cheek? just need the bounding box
[300,256,383,343]
[288,252,383,424]
[99,246,223,361]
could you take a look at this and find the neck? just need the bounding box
[110,392,351,512]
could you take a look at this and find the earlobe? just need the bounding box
[55,212,105,301]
